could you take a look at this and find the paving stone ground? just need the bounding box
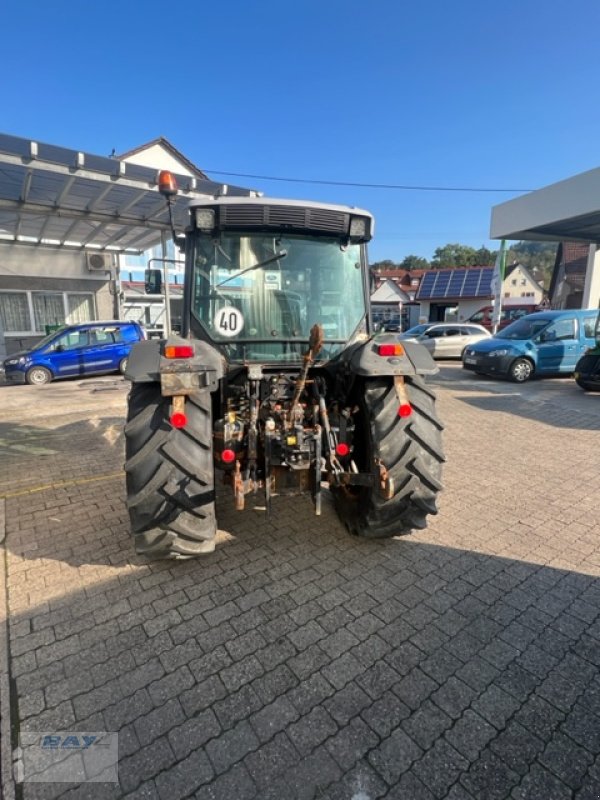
[0,370,599,799]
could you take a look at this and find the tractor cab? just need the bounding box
[186,198,374,364]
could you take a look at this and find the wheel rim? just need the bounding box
[29,368,50,385]
[119,358,128,374]
[512,360,531,382]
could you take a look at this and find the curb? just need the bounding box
[0,497,16,800]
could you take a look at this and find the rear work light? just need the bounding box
[164,344,194,359]
[378,343,404,357]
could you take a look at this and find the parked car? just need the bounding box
[2,321,147,385]
[467,303,539,332]
[574,350,600,391]
[400,323,491,359]
[398,323,437,338]
[574,309,600,391]
[462,309,598,383]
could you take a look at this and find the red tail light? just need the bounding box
[221,449,236,464]
[170,412,187,428]
[398,404,412,418]
[164,344,194,359]
[335,443,350,457]
[378,344,404,357]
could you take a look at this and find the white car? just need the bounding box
[400,323,491,359]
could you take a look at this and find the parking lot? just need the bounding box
[1,365,599,799]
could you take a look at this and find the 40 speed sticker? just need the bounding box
[214,306,244,337]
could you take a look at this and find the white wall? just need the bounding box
[121,146,196,177]
[0,242,113,280]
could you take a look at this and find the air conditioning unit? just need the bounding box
[86,252,112,272]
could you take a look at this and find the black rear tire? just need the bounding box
[575,378,594,391]
[124,382,216,558]
[333,376,444,538]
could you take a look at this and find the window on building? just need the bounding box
[511,279,517,286]
[67,294,95,323]
[0,291,95,335]
[521,279,527,286]
[32,292,65,331]
[0,292,31,331]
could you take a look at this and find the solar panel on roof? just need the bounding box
[431,272,451,296]
[416,267,495,299]
[447,272,465,295]
[419,273,436,291]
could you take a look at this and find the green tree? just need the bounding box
[370,259,400,272]
[400,255,430,270]
[474,247,495,266]
[506,241,557,288]
[431,244,480,268]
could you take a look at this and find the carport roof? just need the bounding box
[0,132,256,254]
[491,164,600,244]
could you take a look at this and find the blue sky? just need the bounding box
[2,0,600,262]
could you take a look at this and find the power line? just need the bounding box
[205,169,535,193]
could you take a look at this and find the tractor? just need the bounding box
[123,172,444,558]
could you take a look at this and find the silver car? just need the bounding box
[400,323,491,359]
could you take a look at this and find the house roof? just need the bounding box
[117,137,208,179]
[372,268,429,286]
[370,279,410,304]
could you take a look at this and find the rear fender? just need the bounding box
[125,336,225,392]
[346,336,438,377]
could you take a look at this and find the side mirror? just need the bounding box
[145,269,163,294]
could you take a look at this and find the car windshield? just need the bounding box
[191,232,367,362]
[30,327,68,350]
[495,317,551,340]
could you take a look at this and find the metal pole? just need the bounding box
[160,231,172,335]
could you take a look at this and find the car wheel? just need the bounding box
[25,366,52,385]
[509,358,533,383]
[575,378,593,391]
[119,357,128,374]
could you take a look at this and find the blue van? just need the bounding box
[2,321,146,385]
[462,309,598,382]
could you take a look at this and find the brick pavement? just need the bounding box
[0,373,599,799]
